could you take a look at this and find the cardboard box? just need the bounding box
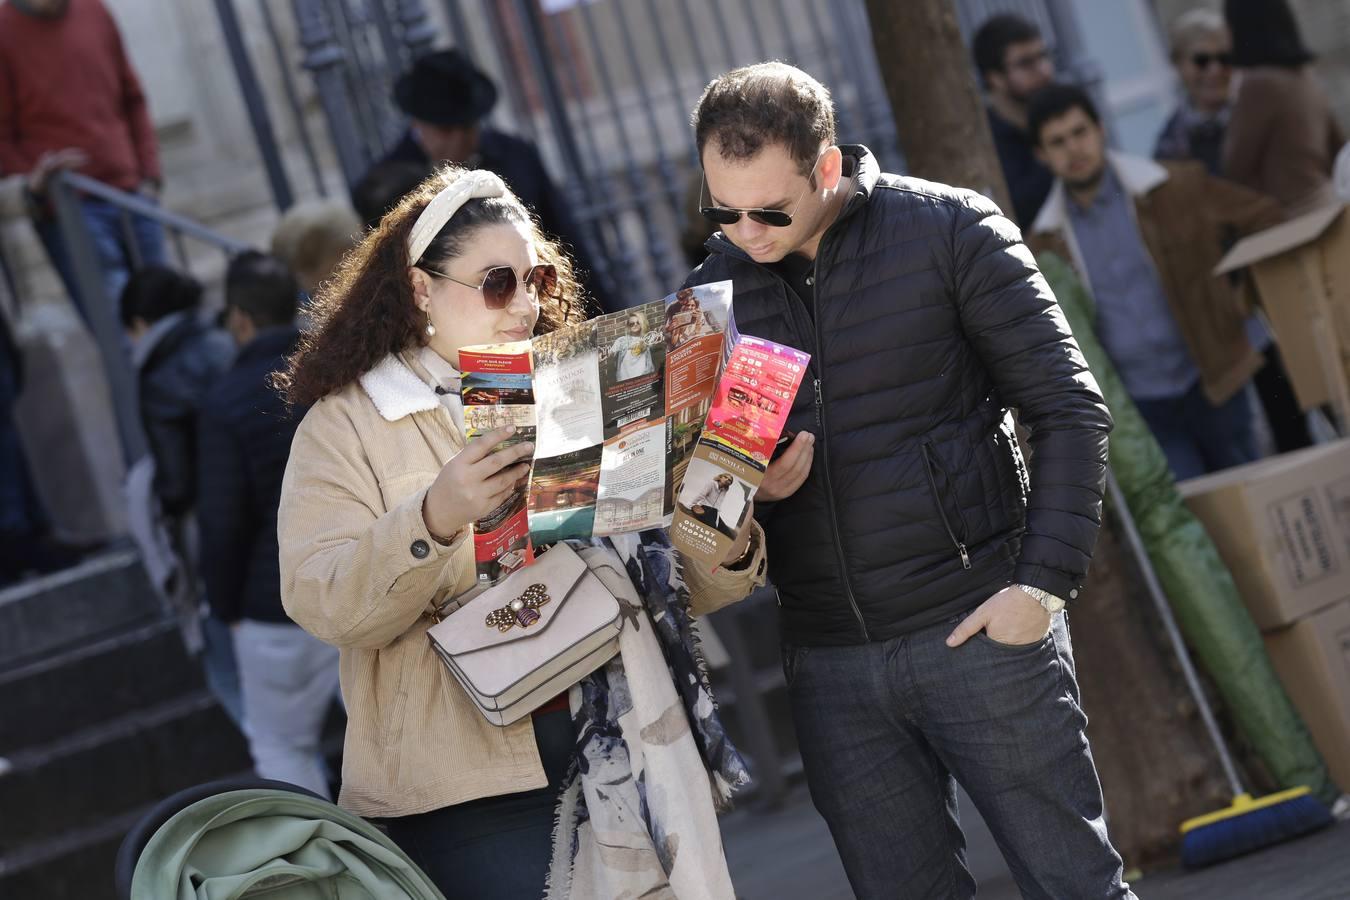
[1179,441,1350,631]
[1215,204,1350,415]
[1262,600,1350,792]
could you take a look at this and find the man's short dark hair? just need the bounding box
[119,265,203,329]
[972,14,1042,82]
[1026,83,1100,146]
[226,251,300,328]
[692,62,836,179]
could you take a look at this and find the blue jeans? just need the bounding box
[1134,382,1259,481]
[785,612,1135,900]
[36,197,166,324]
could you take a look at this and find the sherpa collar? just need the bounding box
[358,353,440,422]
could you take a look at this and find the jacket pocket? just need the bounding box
[921,441,971,570]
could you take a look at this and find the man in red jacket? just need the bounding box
[0,0,167,323]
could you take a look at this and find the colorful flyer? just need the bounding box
[664,282,733,416]
[672,337,812,571]
[457,281,742,556]
[532,320,604,457]
[459,342,536,589]
[597,300,667,436]
[703,336,808,466]
[593,421,668,535]
[527,445,602,543]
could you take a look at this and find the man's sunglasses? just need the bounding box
[1191,52,1233,69]
[699,153,824,228]
[429,263,558,309]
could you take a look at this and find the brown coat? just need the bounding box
[277,351,766,817]
[1224,66,1347,216]
[1029,154,1283,406]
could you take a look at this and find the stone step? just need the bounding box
[0,550,161,673]
[0,732,347,900]
[0,691,249,853]
[0,804,136,900]
[0,618,200,756]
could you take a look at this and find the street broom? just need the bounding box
[1105,470,1333,868]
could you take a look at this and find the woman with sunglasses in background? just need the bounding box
[1155,6,1315,456]
[274,166,766,898]
[1223,0,1345,216]
[1154,9,1234,175]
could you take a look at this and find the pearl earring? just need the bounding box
[425,312,436,337]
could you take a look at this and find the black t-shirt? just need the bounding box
[769,251,817,320]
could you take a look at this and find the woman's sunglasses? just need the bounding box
[1190,52,1232,69]
[699,152,824,228]
[430,263,558,309]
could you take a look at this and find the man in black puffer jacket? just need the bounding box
[687,64,1133,899]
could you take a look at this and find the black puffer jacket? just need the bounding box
[684,147,1112,646]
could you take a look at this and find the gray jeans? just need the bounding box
[785,611,1136,900]
[234,620,341,798]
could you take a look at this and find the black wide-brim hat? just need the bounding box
[393,49,499,127]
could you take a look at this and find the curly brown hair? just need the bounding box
[275,165,587,407]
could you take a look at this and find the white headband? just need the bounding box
[407,170,507,266]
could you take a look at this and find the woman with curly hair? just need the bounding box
[275,166,765,899]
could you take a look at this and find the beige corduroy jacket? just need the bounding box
[278,350,767,818]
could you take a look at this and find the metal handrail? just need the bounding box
[46,171,255,465]
[57,172,252,254]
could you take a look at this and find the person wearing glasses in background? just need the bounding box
[683,62,1134,899]
[1155,9,1235,175]
[972,13,1058,226]
[1154,5,1324,456]
[275,166,766,898]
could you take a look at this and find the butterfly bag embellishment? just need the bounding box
[485,583,551,631]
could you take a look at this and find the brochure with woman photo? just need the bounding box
[672,336,812,571]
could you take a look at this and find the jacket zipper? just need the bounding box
[921,442,971,570]
[711,194,871,641]
[809,250,870,642]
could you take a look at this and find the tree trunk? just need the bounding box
[861,0,1012,213]
[860,0,1232,866]
[1072,518,1233,868]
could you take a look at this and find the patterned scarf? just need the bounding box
[545,529,750,900]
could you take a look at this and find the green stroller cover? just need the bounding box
[131,789,446,899]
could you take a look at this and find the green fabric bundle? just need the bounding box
[1038,251,1337,803]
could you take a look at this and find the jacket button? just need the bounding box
[411,539,430,559]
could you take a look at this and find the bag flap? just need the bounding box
[428,542,594,656]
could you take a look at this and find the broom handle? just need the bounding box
[1104,469,1247,797]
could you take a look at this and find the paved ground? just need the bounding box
[720,785,1350,899]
